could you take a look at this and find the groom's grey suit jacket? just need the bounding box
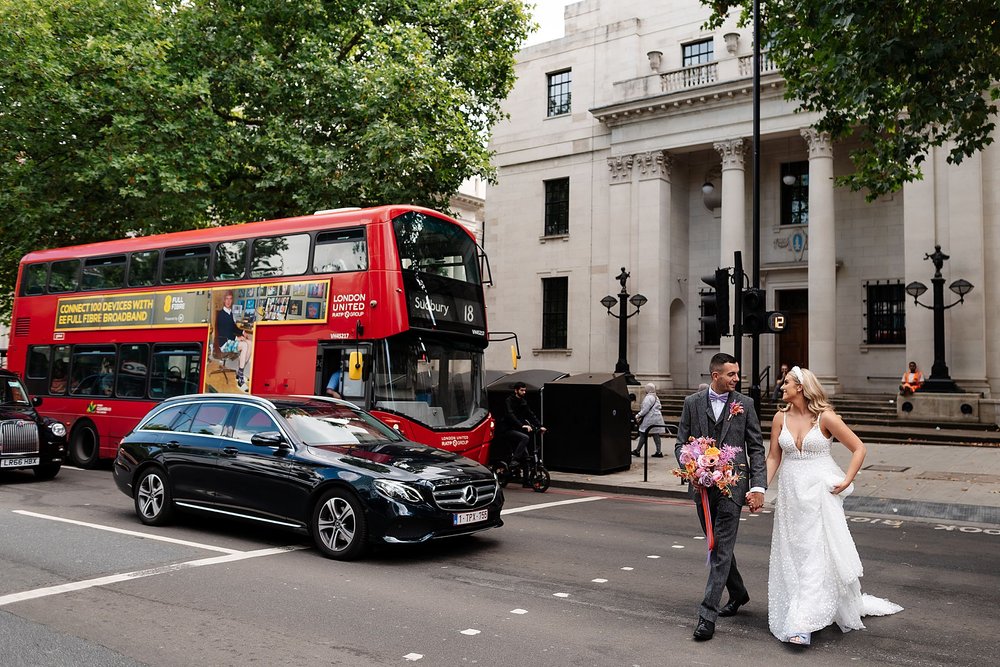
[674,389,767,505]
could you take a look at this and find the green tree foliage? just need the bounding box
[0,0,531,318]
[703,0,1000,199]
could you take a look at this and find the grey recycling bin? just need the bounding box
[541,373,632,474]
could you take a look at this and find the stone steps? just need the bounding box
[650,389,1000,447]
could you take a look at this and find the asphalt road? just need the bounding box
[1,466,997,666]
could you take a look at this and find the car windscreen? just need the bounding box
[1,376,31,405]
[278,405,403,446]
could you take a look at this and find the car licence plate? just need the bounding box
[1,457,40,468]
[453,509,489,526]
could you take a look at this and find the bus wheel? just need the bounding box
[311,489,368,560]
[70,423,100,468]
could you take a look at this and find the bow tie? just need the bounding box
[708,390,729,403]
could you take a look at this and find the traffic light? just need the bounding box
[700,269,731,336]
[742,288,767,334]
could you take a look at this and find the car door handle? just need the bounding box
[222,447,239,457]
[164,441,180,450]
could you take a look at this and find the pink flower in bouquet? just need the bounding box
[672,435,744,498]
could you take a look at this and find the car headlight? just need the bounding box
[49,422,67,438]
[374,479,425,504]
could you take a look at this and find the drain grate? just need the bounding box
[863,464,910,473]
[916,471,1000,484]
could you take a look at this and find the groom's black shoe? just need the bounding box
[719,594,750,617]
[693,617,715,641]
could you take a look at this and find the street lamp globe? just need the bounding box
[629,293,648,310]
[600,295,617,312]
[905,281,928,300]
[949,278,973,299]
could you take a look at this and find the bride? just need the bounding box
[766,366,902,646]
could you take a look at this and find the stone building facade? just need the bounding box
[483,0,1000,396]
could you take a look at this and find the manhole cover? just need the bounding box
[863,464,910,473]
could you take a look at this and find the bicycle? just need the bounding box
[491,429,550,493]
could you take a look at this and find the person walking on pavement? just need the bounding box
[501,382,546,486]
[675,353,766,641]
[632,383,666,458]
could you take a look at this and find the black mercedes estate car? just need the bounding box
[113,394,503,559]
[0,368,67,480]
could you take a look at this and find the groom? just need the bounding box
[675,353,767,641]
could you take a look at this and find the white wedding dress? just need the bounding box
[768,413,902,642]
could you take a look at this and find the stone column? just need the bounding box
[601,155,634,374]
[713,138,747,357]
[635,150,673,386]
[801,128,841,394]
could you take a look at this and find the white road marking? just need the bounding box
[0,546,306,607]
[553,592,570,598]
[621,567,634,571]
[13,510,241,554]
[591,578,608,583]
[403,653,424,661]
[460,629,480,636]
[647,555,661,559]
[510,609,528,614]
[501,496,606,515]
[671,545,684,549]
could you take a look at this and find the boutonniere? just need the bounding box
[728,402,745,421]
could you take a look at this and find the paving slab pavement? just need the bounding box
[547,438,1000,526]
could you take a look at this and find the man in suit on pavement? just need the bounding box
[675,352,767,641]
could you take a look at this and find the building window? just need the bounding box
[864,281,905,345]
[547,70,571,117]
[699,288,721,346]
[541,277,568,349]
[544,178,569,236]
[780,161,809,226]
[682,39,714,66]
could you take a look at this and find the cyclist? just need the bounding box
[501,382,546,487]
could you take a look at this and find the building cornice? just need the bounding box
[590,71,787,127]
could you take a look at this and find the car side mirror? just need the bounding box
[32,396,43,407]
[250,431,288,450]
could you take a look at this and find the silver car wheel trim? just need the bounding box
[317,497,355,552]
[138,474,163,518]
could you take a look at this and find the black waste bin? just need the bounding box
[486,369,569,464]
[541,373,632,474]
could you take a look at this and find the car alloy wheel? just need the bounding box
[135,468,174,526]
[311,489,367,560]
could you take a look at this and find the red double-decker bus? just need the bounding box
[7,205,494,467]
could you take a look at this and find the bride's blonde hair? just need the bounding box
[780,366,834,420]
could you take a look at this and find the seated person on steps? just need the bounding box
[899,361,924,396]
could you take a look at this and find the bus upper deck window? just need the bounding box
[314,229,367,273]
[82,255,126,291]
[251,234,309,278]
[48,259,80,293]
[162,246,210,284]
[215,241,248,281]
[21,263,47,296]
[128,250,159,287]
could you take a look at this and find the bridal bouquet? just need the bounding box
[672,436,743,497]
[673,436,744,558]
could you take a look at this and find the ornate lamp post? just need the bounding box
[600,267,647,385]
[904,245,974,393]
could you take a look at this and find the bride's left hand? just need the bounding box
[830,480,852,495]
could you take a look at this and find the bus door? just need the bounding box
[317,343,370,407]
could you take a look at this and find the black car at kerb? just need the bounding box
[0,368,67,480]
[113,394,503,560]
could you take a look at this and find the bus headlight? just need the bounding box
[374,479,425,504]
